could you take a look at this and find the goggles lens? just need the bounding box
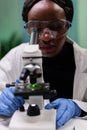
[24,19,71,36]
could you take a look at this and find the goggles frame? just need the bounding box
[24,19,72,39]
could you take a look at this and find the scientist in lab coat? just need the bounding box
[0,0,87,129]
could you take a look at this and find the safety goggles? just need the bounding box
[24,19,72,38]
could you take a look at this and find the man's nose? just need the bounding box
[39,28,53,41]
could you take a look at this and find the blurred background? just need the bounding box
[0,0,87,59]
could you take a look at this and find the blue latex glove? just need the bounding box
[0,87,25,117]
[45,98,81,128]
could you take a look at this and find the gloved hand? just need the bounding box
[45,98,81,128]
[0,87,25,117]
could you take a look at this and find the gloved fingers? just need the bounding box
[0,93,19,112]
[1,91,19,110]
[56,104,67,121]
[3,87,15,95]
[9,94,25,108]
[8,87,16,93]
[45,103,56,109]
[16,96,25,105]
[2,87,16,103]
[4,87,24,106]
[6,94,24,109]
[0,87,25,117]
[0,91,12,105]
[0,102,15,117]
[3,90,18,107]
[57,108,72,128]
[45,98,67,109]
[0,96,24,117]
[10,87,25,105]
[1,87,25,109]
[45,100,59,109]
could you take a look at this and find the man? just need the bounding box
[0,0,87,128]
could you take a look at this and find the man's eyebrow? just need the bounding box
[29,18,40,21]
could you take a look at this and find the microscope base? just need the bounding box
[9,109,56,130]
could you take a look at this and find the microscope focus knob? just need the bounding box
[27,104,40,116]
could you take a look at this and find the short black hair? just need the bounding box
[22,0,74,23]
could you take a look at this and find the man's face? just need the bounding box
[27,0,69,57]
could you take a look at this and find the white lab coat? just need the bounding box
[0,37,87,113]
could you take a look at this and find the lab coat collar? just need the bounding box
[66,37,87,73]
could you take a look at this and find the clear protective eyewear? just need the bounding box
[24,19,72,38]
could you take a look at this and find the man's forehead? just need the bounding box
[28,0,65,20]
[22,0,73,23]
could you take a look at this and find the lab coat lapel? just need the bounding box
[73,42,87,100]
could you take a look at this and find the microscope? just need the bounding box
[8,28,57,130]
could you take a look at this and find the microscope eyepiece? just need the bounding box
[30,27,38,45]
